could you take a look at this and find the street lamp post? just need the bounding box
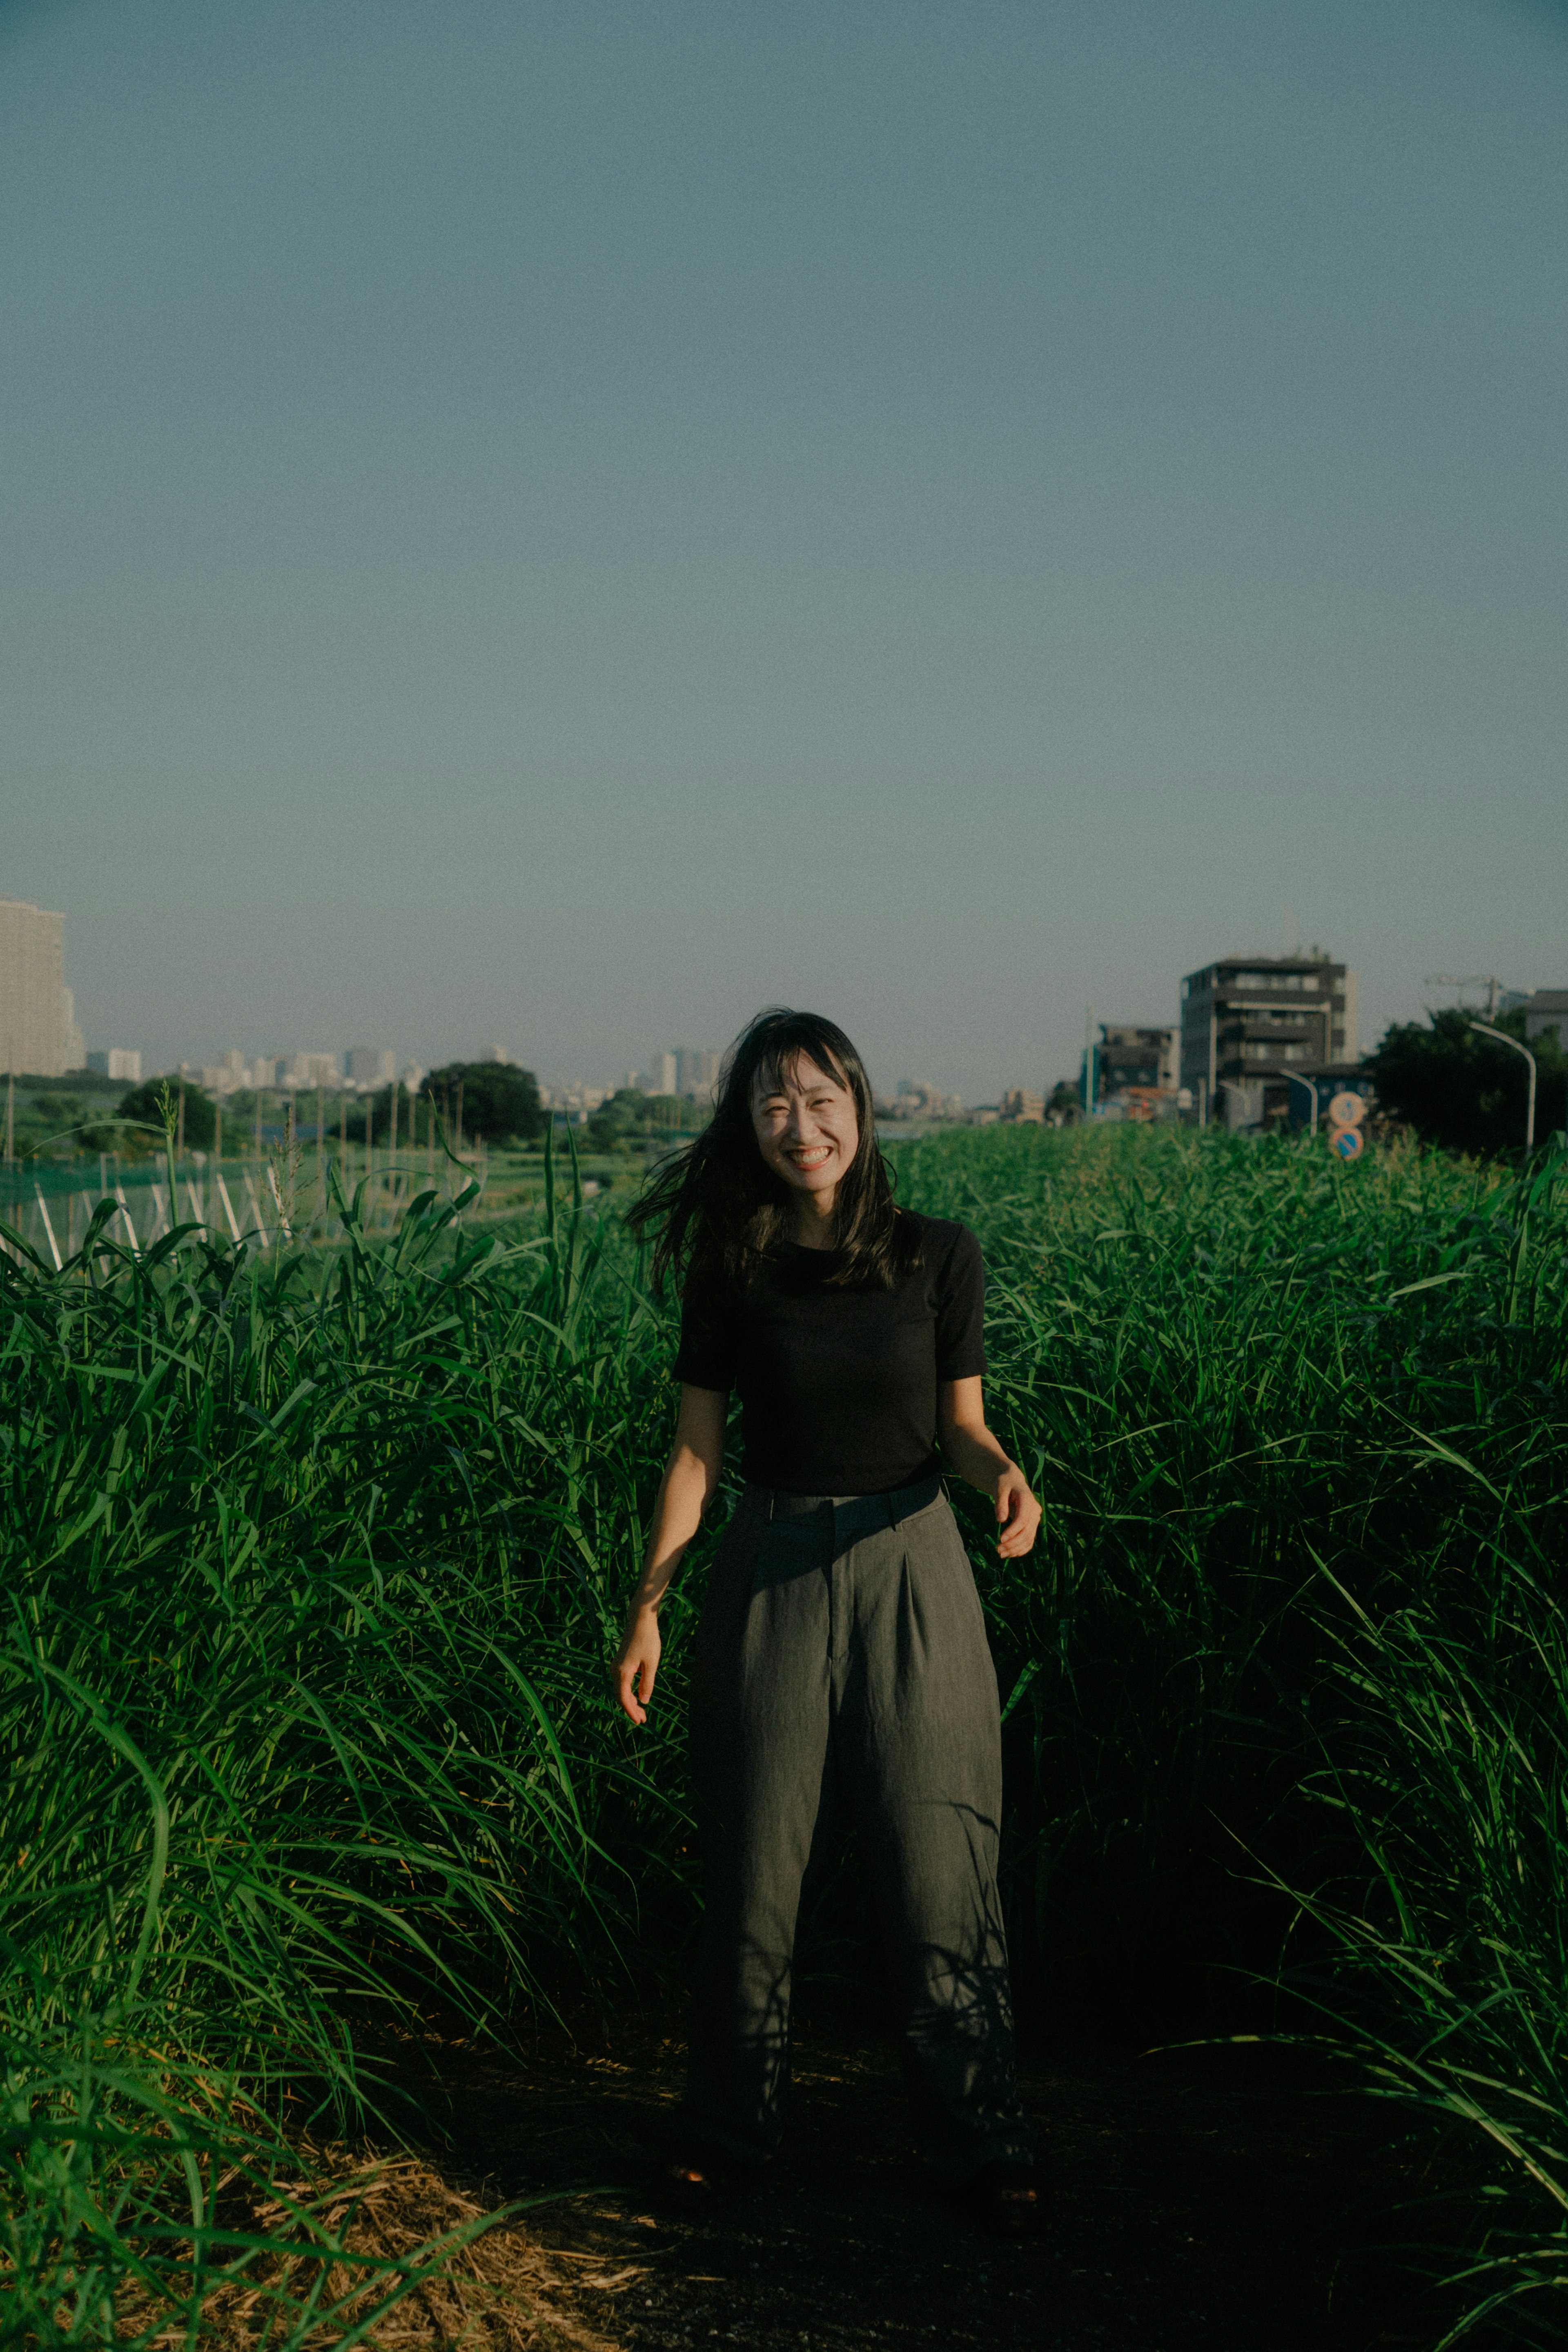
[1470,1021,1536,1153]
[1285,1070,1319,1137]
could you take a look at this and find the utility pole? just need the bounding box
[1083,1008,1095,1115]
[1470,1022,1536,1153]
[1426,974,1505,1019]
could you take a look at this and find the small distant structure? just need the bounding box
[86,1047,142,1083]
[347,1046,397,1090]
[633,1047,720,1101]
[998,1088,1045,1123]
[1091,1024,1178,1122]
[186,1050,341,1095]
[882,1079,965,1121]
[282,1052,340,1090]
[542,1081,609,1115]
[1522,990,1568,1051]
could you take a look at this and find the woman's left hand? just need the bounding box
[993,1467,1042,1558]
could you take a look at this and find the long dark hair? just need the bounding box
[625,1008,921,1294]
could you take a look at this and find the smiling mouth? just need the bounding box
[788,1146,833,1169]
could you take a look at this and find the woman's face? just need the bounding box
[751,1052,860,1211]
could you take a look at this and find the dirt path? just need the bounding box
[416,2025,1453,2351]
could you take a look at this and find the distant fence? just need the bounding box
[0,1146,485,1267]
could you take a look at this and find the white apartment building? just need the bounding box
[0,898,76,1076]
[87,1048,142,1083]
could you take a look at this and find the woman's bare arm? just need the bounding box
[612,1383,728,1725]
[938,1376,1041,1559]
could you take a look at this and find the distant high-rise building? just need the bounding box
[281,1052,341,1089]
[644,1050,678,1096]
[87,1048,142,1083]
[0,898,73,1076]
[675,1047,720,1097]
[61,987,85,1070]
[346,1046,396,1088]
[195,1048,251,1094]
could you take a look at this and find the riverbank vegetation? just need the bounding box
[2,1125,1564,2344]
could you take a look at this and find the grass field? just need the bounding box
[3,1124,1566,2345]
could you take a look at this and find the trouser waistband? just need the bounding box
[739,1472,942,1545]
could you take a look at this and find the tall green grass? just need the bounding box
[893,1124,1568,2341]
[0,1162,686,2342]
[2,1126,1566,2342]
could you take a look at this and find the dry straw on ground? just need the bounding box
[114,2147,623,2352]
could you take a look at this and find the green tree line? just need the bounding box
[1365,1005,1566,1157]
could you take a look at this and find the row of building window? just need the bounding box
[1239,1039,1343,1062]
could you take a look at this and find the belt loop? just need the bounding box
[767,1491,776,1523]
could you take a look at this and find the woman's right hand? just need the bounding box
[613,1387,725,1727]
[614,1604,662,1726]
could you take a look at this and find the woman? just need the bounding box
[615,1008,1041,2231]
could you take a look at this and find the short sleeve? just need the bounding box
[934,1225,987,1380]
[672,1264,738,1392]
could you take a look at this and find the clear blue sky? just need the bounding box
[4,0,1565,1097]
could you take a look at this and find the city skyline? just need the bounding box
[11,884,1565,1112]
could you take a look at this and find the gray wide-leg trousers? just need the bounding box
[683,1477,1036,2180]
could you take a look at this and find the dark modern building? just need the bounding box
[1180,953,1359,1126]
[1096,1023,1177,1097]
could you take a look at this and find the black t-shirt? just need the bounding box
[672,1211,987,1495]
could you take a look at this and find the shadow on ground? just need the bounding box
[403,2023,1454,2352]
